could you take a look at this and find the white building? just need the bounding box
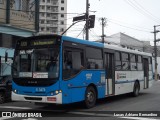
[98,32,153,53]
[39,0,67,35]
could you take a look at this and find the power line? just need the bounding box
[107,18,152,31]
[124,0,160,24]
[132,0,160,22]
[76,26,85,38]
[108,20,151,33]
[95,17,152,35]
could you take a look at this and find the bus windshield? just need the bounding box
[13,48,59,79]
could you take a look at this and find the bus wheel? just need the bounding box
[0,92,5,104]
[132,82,140,97]
[84,86,96,108]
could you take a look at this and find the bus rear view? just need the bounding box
[12,35,62,104]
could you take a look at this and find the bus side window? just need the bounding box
[86,47,103,69]
[121,52,130,70]
[130,54,137,71]
[115,51,122,70]
[137,55,143,71]
[149,57,152,71]
[63,49,84,80]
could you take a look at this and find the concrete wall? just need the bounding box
[0,0,35,30]
[0,0,6,24]
[0,33,22,48]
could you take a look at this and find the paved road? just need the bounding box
[0,80,160,120]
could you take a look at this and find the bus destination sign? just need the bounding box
[18,39,60,48]
[31,40,54,46]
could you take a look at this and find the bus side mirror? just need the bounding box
[5,52,8,62]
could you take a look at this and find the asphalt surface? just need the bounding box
[0,80,160,120]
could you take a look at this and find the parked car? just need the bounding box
[0,76,12,104]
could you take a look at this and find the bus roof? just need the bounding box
[104,44,152,56]
[62,36,104,48]
[62,35,152,57]
[17,35,152,57]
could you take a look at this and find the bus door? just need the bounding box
[105,53,115,96]
[143,58,149,88]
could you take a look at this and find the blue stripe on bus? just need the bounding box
[115,79,144,84]
[62,36,104,48]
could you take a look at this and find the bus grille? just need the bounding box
[24,97,42,101]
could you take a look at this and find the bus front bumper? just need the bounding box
[12,92,62,104]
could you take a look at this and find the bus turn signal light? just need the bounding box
[47,97,56,101]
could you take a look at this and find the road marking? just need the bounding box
[120,117,159,120]
[0,106,31,110]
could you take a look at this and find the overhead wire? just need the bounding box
[132,0,160,22]
[107,18,152,31]
[107,19,151,33]
[124,0,160,24]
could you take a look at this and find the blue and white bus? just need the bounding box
[12,35,154,108]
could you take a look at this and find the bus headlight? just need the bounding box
[50,90,62,96]
[13,89,18,94]
[55,90,59,94]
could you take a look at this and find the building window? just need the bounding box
[61,14,64,18]
[41,13,45,17]
[47,13,50,17]
[61,28,64,32]
[61,0,64,3]
[47,28,50,31]
[41,6,45,10]
[40,27,45,31]
[42,0,45,2]
[61,21,64,25]
[61,7,64,11]
[47,21,50,24]
[47,0,50,3]
[41,20,45,24]
[47,6,50,10]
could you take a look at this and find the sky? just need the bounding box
[66,0,160,44]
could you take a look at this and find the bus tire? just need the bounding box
[84,86,96,108]
[0,92,5,104]
[132,82,140,97]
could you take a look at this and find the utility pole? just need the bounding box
[35,0,39,33]
[100,18,107,43]
[153,25,160,81]
[6,0,10,24]
[86,0,89,40]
